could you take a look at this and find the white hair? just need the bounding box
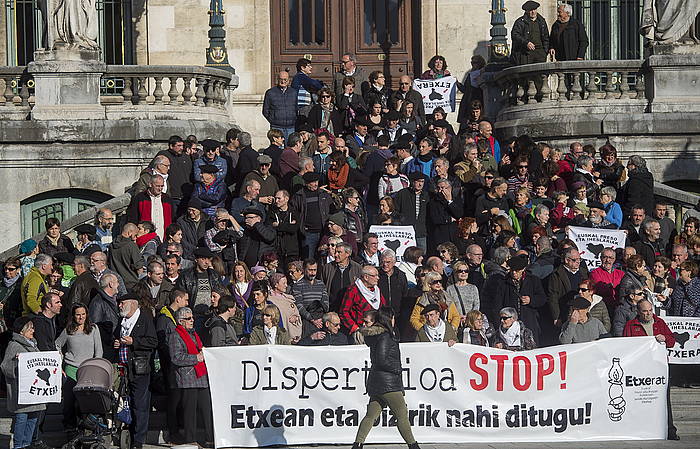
[559,3,573,15]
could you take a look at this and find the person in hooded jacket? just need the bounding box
[351,308,421,449]
[2,316,46,449]
[619,155,654,217]
[203,295,239,347]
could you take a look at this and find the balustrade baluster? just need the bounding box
[2,77,12,104]
[137,77,148,104]
[195,77,206,106]
[19,80,29,106]
[526,78,537,103]
[586,71,596,100]
[556,73,567,101]
[122,78,133,104]
[540,73,551,102]
[167,76,179,105]
[571,71,583,100]
[604,71,617,99]
[516,79,525,105]
[205,78,215,106]
[153,76,164,104]
[182,77,194,104]
[619,71,630,99]
[635,73,646,100]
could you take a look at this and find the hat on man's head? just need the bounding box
[193,247,215,259]
[242,206,264,218]
[522,1,540,11]
[507,254,529,271]
[573,202,590,216]
[421,303,441,316]
[397,133,414,145]
[187,197,203,211]
[257,154,273,165]
[432,119,450,129]
[201,139,221,152]
[200,164,219,174]
[571,296,591,310]
[384,110,400,121]
[588,200,605,211]
[117,292,139,303]
[297,123,313,133]
[408,171,425,182]
[19,239,37,255]
[302,172,320,183]
[327,212,345,227]
[354,117,372,127]
[75,224,96,236]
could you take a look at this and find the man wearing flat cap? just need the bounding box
[193,139,227,184]
[512,1,550,66]
[377,110,410,146]
[74,224,101,257]
[192,164,228,218]
[416,303,458,343]
[236,207,277,270]
[243,154,279,203]
[175,247,224,333]
[345,117,378,158]
[291,172,333,258]
[393,171,430,250]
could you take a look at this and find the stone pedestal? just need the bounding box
[27,48,106,120]
[646,44,700,113]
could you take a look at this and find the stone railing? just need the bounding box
[492,60,647,119]
[0,67,34,119]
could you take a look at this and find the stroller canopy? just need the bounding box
[76,358,114,390]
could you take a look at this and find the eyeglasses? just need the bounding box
[601,255,615,260]
[329,321,341,326]
[4,266,18,271]
[457,269,469,274]
[578,287,589,292]
[484,176,494,180]
[631,292,644,297]
[320,95,332,99]
[500,316,512,321]
[181,317,194,321]
[567,257,581,262]
[260,163,271,166]
[430,280,442,285]
[328,243,337,247]
[399,82,410,85]
[263,313,273,317]
[518,165,529,169]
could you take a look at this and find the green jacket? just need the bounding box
[21,267,48,315]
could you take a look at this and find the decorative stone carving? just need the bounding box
[640,0,700,44]
[50,0,100,50]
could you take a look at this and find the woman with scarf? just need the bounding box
[249,304,292,345]
[461,310,493,345]
[326,150,369,194]
[420,55,451,80]
[336,77,368,134]
[352,308,421,449]
[268,273,302,342]
[243,280,277,338]
[409,271,460,332]
[2,317,45,449]
[38,217,75,257]
[55,303,102,430]
[136,221,161,263]
[508,188,534,237]
[192,164,228,217]
[230,262,253,309]
[374,196,403,226]
[492,307,537,351]
[595,144,626,189]
[168,307,213,446]
[576,279,612,333]
[377,157,410,200]
[619,254,653,300]
[307,87,343,135]
[398,99,424,135]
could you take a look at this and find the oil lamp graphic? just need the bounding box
[607,358,626,421]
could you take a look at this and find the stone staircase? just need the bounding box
[671,386,700,439]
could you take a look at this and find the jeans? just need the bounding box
[129,374,151,446]
[302,232,321,259]
[13,412,39,449]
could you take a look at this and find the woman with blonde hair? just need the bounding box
[249,304,291,345]
[462,310,492,346]
[410,271,460,331]
[230,261,253,309]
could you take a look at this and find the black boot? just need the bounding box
[408,443,421,449]
[351,443,363,449]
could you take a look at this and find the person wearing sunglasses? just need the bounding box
[249,304,291,346]
[389,75,426,122]
[410,271,460,332]
[306,87,344,135]
[493,307,537,351]
[559,296,609,344]
[193,139,227,184]
[0,257,24,330]
[575,279,611,333]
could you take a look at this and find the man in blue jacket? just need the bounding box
[263,71,298,141]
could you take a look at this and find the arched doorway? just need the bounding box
[20,189,113,238]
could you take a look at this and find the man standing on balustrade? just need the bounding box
[511,1,550,66]
[549,3,589,61]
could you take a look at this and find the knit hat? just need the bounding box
[328,212,345,227]
[19,239,37,255]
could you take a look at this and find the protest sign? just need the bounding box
[206,338,667,447]
[412,76,457,114]
[368,225,416,262]
[18,351,62,404]
[567,226,626,269]
[664,316,700,364]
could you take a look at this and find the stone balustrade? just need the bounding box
[494,60,646,107]
[0,64,236,121]
[0,67,34,119]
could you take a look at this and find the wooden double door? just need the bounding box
[271,0,418,89]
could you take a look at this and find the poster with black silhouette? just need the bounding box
[663,316,700,364]
[368,225,416,262]
[18,351,62,404]
[567,226,626,269]
[412,76,457,113]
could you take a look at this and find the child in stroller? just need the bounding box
[62,358,130,449]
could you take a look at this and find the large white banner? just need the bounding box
[663,316,700,364]
[567,226,626,269]
[18,351,62,404]
[412,76,457,114]
[368,225,416,262]
[205,338,667,447]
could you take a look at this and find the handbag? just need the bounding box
[132,356,150,376]
[116,395,132,425]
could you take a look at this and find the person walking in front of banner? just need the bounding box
[622,298,679,440]
[352,308,421,449]
[1,316,45,449]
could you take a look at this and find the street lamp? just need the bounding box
[487,0,510,65]
[206,0,235,74]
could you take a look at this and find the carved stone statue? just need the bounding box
[640,0,700,44]
[51,0,99,50]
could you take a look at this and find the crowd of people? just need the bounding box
[1,13,699,447]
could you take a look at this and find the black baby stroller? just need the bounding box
[62,358,131,449]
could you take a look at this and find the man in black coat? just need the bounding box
[428,178,463,254]
[31,292,61,351]
[378,250,409,325]
[155,136,192,214]
[511,1,550,65]
[393,172,429,251]
[548,3,589,61]
[114,294,157,449]
[619,155,654,217]
[236,207,276,269]
[175,248,224,326]
[233,132,259,196]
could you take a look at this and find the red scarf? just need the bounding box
[174,325,207,378]
[136,232,158,248]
